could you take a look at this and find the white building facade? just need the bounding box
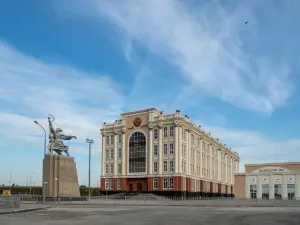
[100,108,240,196]
[235,163,300,199]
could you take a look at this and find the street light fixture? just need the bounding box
[34,120,47,204]
[86,138,94,201]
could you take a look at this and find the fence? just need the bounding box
[17,194,300,207]
[0,196,20,212]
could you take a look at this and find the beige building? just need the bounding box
[235,162,300,199]
[100,108,240,196]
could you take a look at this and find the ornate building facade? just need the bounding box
[100,108,240,196]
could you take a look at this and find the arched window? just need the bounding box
[129,131,146,173]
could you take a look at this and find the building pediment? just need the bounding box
[252,166,291,173]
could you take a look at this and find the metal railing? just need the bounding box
[0,196,20,211]
[17,194,300,206]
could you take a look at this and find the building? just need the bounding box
[235,162,300,199]
[100,108,240,196]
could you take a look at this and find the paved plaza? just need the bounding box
[1,205,300,225]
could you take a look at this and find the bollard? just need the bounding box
[144,196,146,204]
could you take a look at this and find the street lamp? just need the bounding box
[86,138,94,201]
[34,120,47,204]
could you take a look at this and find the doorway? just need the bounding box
[129,184,133,192]
[137,183,142,192]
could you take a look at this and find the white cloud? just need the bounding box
[201,123,300,172]
[62,0,294,113]
[0,41,123,185]
[0,41,123,145]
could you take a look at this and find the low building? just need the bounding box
[100,108,240,196]
[235,162,300,199]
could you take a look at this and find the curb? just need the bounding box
[0,206,52,215]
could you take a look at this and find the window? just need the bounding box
[197,138,200,148]
[110,164,114,174]
[110,150,114,159]
[105,150,109,160]
[169,143,174,154]
[191,134,194,145]
[164,127,168,137]
[164,161,168,171]
[117,179,121,190]
[118,164,121,174]
[169,178,174,189]
[274,184,281,199]
[163,178,168,189]
[111,135,114,145]
[262,184,269,199]
[118,149,121,158]
[154,129,158,140]
[183,178,186,191]
[170,160,174,171]
[106,136,109,144]
[170,126,174,137]
[118,134,122,144]
[154,145,158,156]
[153,178,158,189]
[250,184,257,199]
[164,144,168,154]
[105,165,109,174]
[287,184,295,200]
[105,179,114,190]
[105,179,113,190]
[129,132,146,173]
[153,161,158,172]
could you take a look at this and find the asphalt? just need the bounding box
[1,205,300,225]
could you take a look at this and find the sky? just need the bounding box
[1,0,300,186]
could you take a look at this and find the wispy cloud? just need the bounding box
[61,0,294,113]
[201,123,300,172]
[0,41,124,147]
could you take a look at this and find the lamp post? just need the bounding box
[86,138,94,201]
[34,120,47,204]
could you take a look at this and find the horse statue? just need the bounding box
[47,115,77,156]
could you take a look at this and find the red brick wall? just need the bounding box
[148,177,153,191]
[174,176,183,191]
[100,178,105,191]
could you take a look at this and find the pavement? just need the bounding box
[1,205,300,225]
[0,204,51,214]
[21,199,300,207]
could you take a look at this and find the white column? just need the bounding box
[179,126,182,173]
[209,145,213,180]
[282,174,287,199]
[269,175,274,199]
[187,129,190,176]
[225,154,228,183]
[200,139,203,178]
[121,131,126,176]
[101,134,105,177]
[218,150,221,182]
[114,133,118,176]
[148,127,153,175]
[158,126,163,175]
[175,125,179,174]
[295,175,300,198]
[257,176,262,199]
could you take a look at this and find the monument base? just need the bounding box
[43,154,80,197]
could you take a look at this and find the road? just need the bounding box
[1,205,300,225]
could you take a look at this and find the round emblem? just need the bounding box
[133,117,142,127]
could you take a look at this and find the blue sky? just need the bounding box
[1,0,300,186]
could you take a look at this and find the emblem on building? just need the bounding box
[133,117,142,127]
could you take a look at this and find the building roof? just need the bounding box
[245,162,300,166]
[120,108,159,116]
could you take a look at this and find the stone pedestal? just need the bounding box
[43,154,80,197]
